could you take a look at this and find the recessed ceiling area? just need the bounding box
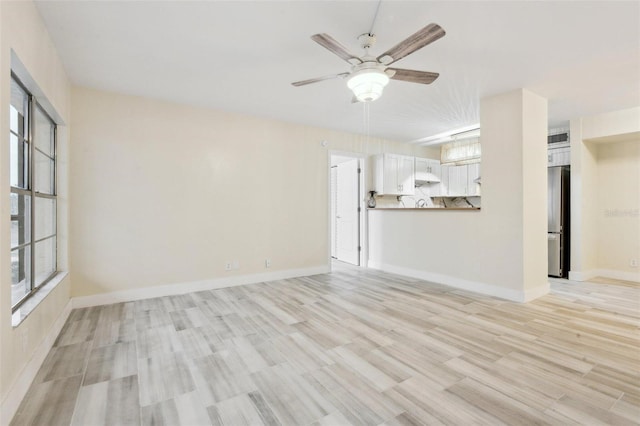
[35,1,639,142]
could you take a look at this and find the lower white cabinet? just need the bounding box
[373,153,415,196]
[448,165,468,197]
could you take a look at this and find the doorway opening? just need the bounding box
[330,153,365,268]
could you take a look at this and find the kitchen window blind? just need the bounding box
[441,138,481,164]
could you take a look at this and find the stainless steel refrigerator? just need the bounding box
[548,166,570,277]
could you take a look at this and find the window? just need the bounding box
[441,138,481,165]
[10,74,57,311]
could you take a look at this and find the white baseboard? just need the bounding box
[594,269,640,283]
[522,281,551,302]
[569,270,598,281]
[72,265,330,309]
[368,261,549,303]
[569,269,640,283]
[0,299,72,426]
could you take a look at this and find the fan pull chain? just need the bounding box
[363,101,371,145]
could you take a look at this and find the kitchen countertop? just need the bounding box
[368,207,481,211]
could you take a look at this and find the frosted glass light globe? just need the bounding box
[347,69,390,102]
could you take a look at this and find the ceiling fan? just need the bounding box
[292,23,446,102]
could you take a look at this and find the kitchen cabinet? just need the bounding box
[548,147,570,167]
[440,164,450,196]
[415,157,442,196]
[447,165,468,196]
[415,158,441,182]
[466,163,481,196]
[398,156,415,195]
[440,163,480,197]
[373,153,415,196]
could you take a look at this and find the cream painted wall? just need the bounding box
[368,89,549,302]
[570,122,599,276]
[595,139,640,278]
[582,108,640,141]
[570,107,640,281]
[521,90,549,292]
[0,0,71,418]
[69,87,432,298]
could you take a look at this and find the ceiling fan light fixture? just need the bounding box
[293,24,445,102]
[347,68,389,102]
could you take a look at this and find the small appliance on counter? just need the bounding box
[367,191,377,208]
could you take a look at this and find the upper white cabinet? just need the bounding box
[373,153,415,196]
[415,158,441,182]
[397,156,415,195]
[466,163,481,196]
[373,154,481,197]
[415,157,442,196]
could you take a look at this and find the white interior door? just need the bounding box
[336,159,359,265]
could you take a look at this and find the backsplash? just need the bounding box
[372,185,481,208]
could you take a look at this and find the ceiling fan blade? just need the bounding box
[386,68,439,84]
[377,23,445,65]
[291,72,350,87]
[311,34,362,64]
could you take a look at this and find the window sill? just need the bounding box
[12,271,68,328]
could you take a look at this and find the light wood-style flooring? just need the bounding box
[11,266,640,425]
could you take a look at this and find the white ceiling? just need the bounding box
[35,1,640,143]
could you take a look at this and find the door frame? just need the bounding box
[328,150,367,270]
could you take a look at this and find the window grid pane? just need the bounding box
[11,246,32,307]
[10,192,31,249]
[9,131,29,189]
[35,237,56,287]
[10,78,29,190]
[35,106,55,157]
[35,151,55,194]
[10,79,28,135]
[35,197,56,240]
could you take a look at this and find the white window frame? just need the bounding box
[10,73,58,312]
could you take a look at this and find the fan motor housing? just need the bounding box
[357,33,377,50]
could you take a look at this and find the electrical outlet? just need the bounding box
[265,259,271,268]
[225,261,232,271]
[232,260,240,270]
[631,259,638,268]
